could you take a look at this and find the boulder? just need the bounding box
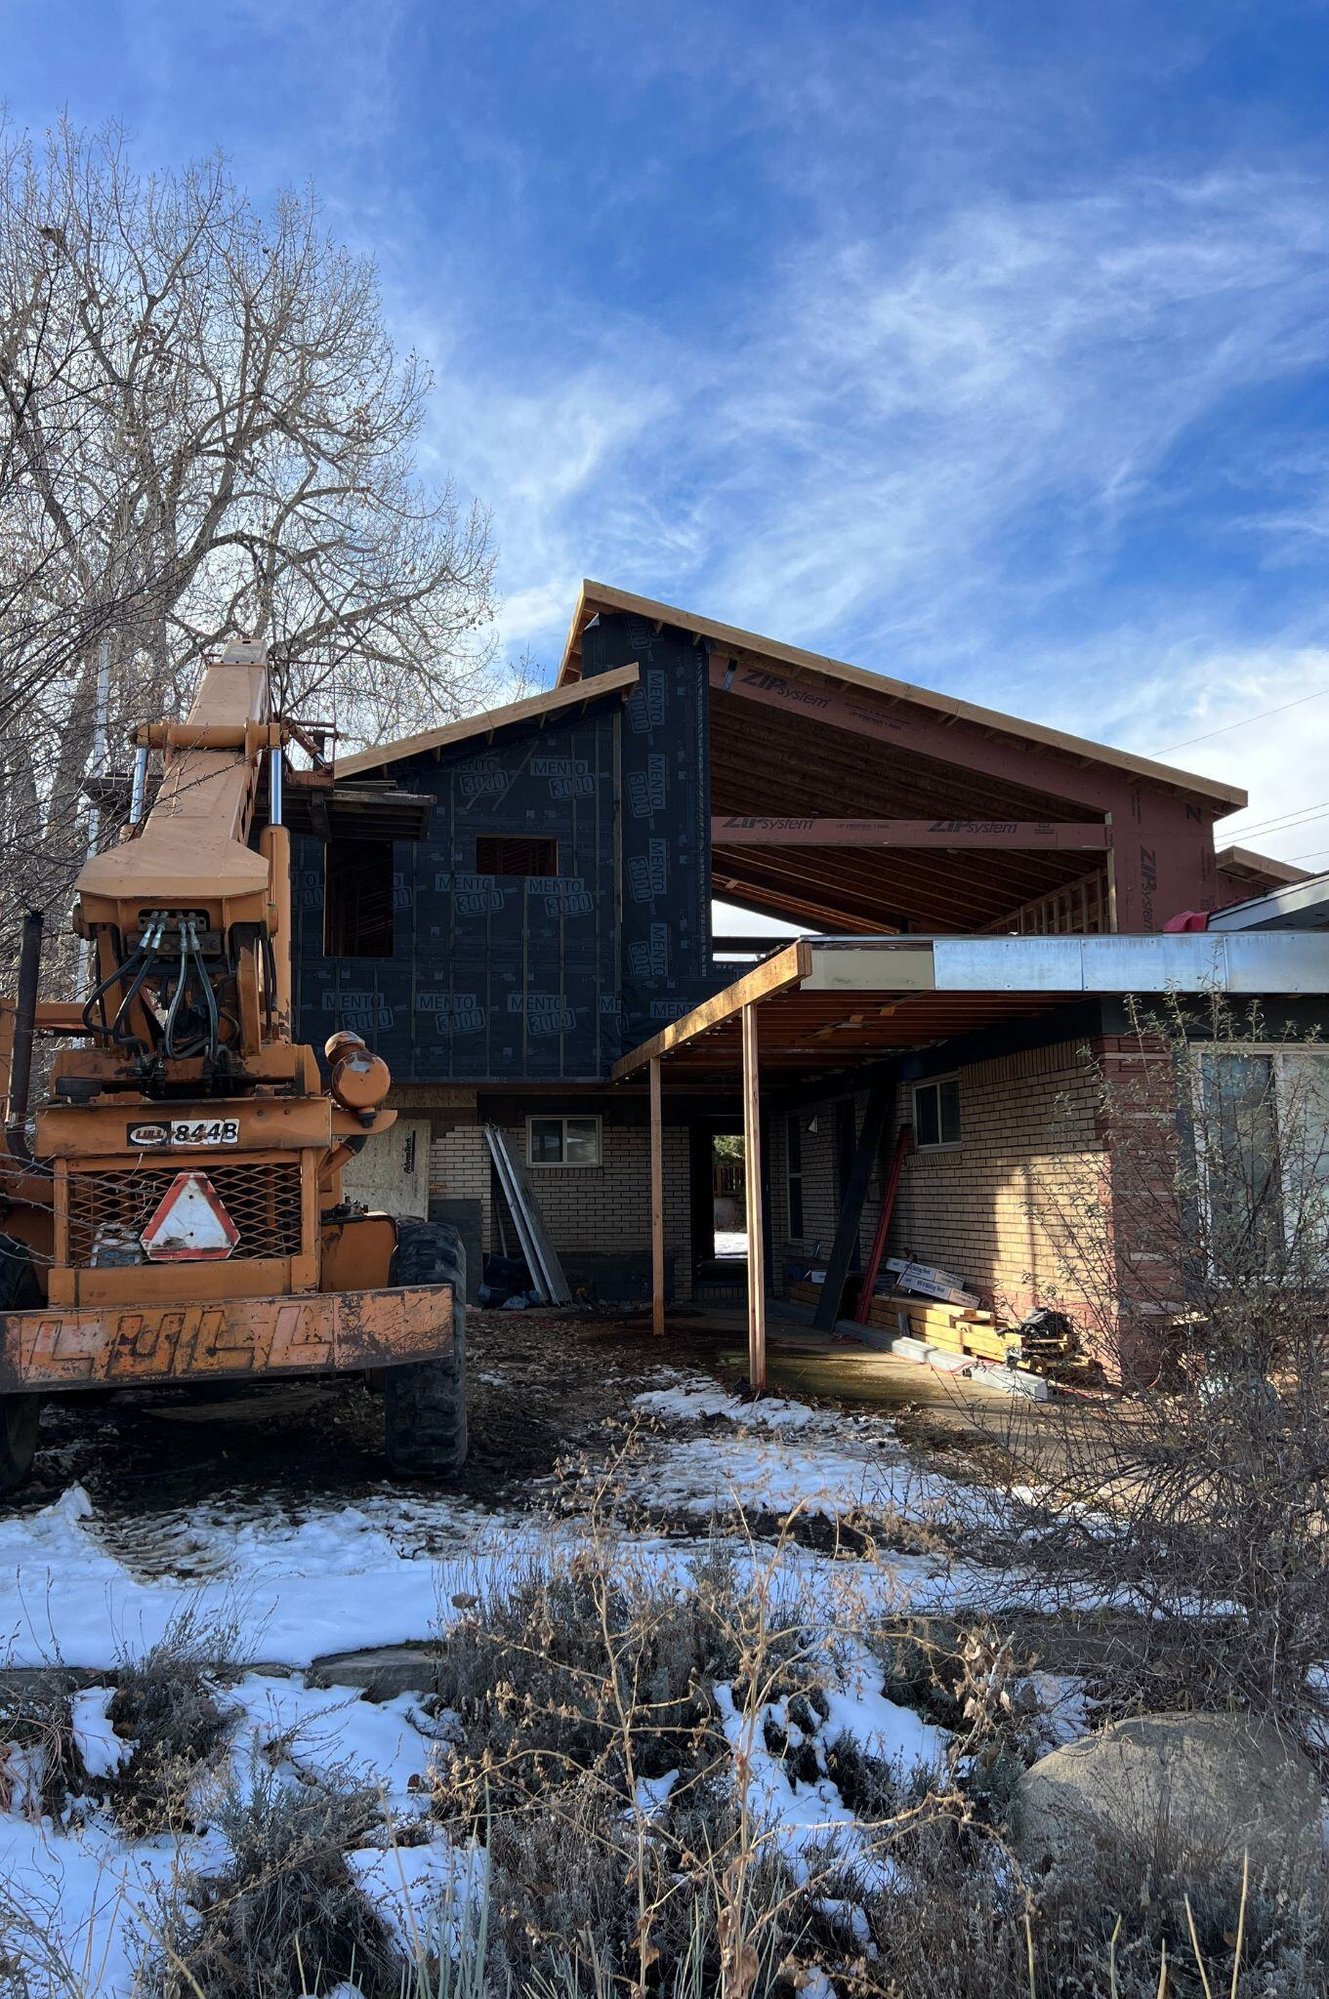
[304,1643,441,1700]
[1013,1711,1324,1882]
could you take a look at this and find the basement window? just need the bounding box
[914,1075,961,1150]
[324,839,395,958]
[477,834,559,878]
[528,1115,601,1168]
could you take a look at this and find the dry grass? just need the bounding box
[150,1765,400,1999]
[106,1604,245,1835]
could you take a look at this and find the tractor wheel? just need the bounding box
[0,1233,42,1496]
[383,1218,468,1478]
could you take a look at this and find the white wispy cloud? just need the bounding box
[416,157,1329,724]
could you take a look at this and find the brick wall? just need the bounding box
[768,1089,889,1293]
[425,1099,693,1302]
[767,1040,1109,1324]
[427,1123,492,1247]
[495,1120,693,1300]
[888,1040,1105,1320]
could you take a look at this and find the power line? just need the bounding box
[1152,685,1329,755]
[1224,799,1329,841]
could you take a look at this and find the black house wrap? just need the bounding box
[580,613,720,1047]
[290,612,731,1084]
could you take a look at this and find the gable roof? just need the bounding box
[336,664,640,777]
[557,580,1246,813]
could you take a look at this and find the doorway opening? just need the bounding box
[688,1124,749,1306]
[711,1133,746,1261]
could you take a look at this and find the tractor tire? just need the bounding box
[383,1218,468,1478]
[0,1233,42,1496]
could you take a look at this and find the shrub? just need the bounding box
[970,998,1329,1731]
[151,1765,399,1999]
[108,1606,241,1833]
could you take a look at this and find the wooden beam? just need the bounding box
[560,580,1246,813]
[713,816,1110,850]
[612,940,812,1079]
[337,662,640,777]
[649,1057,665,1337]
[741,1003,766,1392]
[813,1074,897,1332]
[712,657,1124,814]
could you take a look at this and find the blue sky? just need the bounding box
[9,0,1329,864]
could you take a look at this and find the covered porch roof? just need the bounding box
[615,932,1329,1088]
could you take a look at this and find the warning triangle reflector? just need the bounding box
[140,1171,240,1261]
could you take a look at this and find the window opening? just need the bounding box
[477,834,558,877]
[712,1132,746,1259]
[324,839,395,958]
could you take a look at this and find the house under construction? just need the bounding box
[287,582,1329,1371]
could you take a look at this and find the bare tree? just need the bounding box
[0,116,498,974]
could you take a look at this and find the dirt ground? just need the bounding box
[22,1304,1057,1527]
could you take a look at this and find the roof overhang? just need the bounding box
[613,932,1329,1085]
[561,580,1245,814]
[337,663,641,778]
[1214,844,1312,890]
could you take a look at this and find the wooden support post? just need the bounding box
[741,1002,767,1391]
[649,1056,665,1337]
[813,1073,897,1332]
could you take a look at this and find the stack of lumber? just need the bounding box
[786,1274,827,1308]
[866,1291,1022,1364]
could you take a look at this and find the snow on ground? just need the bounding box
[0,1485,547,1672]
[0,1668,470,1999]
[224,1674,438,1812]
[347,1837,487,1961]
[629,1370,949,1522]
[1,1373,974,1674]
[0,1364,1001,1993]
[0,1808,231,1998]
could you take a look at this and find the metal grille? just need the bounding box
[65,1161,304,1267]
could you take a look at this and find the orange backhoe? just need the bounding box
[0,639,465,1493]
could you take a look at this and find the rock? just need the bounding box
[1014,1711,1324,1882]
[304,1643,441,1700]
[0,1665,106,1700]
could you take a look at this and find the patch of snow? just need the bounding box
[0,1812,212,1999]
[624,1429,922,1521]
[70,1685,133,1781]
[1017,1670,1090,1750]
[800,1970,839,1999]
[346,1834,487,1962]
[0,1485,551,1672]
[224,1675,439,1814]
[1,1739,46,1816]
[821,1642,948,1776]
[712,1679,910,1890]
[634,1377,820,1430]
[632,1768,679,1818]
